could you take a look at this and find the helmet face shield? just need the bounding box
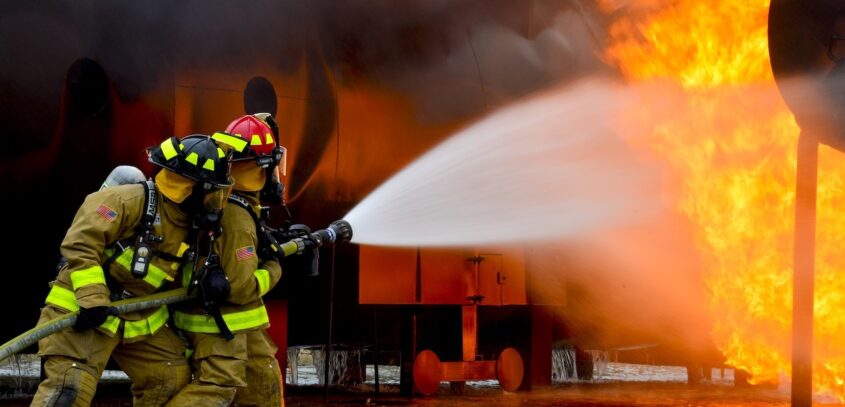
[203,181,233,216]
[277,146,286,177]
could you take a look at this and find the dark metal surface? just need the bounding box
[768,0,845,149]
[767,2,845,405]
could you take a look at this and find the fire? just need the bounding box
[606,0,845,398]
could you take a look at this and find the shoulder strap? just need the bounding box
[227,193,252,214]
[228,193,283,260]
[139,180,158,231]
[127,181,161,279]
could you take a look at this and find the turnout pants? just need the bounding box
[30,306,190,407]
[234,329,283,407]
[166,331,248,407]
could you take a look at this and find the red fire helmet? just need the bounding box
[224,115,276,158]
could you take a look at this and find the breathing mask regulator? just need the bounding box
[258,150,286,205]
[184,180,233,239]
[252,113,288,206]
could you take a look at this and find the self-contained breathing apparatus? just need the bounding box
[98,173,195,302]
[103,171,234,338]
[128,180,162,279]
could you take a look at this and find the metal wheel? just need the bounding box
[413,349,442,395]
[496,347,524,392]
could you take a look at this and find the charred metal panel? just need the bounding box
[359,247,526,306]
[359,246,417,304]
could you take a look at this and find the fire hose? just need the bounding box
[0,287,192,363]
[0,219,352,363]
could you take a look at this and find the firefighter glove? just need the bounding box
[201,264,230,305]
[74,306,118,331]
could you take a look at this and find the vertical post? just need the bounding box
[399,309,417,397]
[792,131,818,407]
[324,246,337,399]
[373,307,380,396]
[529,306,553,388]
[462,305,478,362]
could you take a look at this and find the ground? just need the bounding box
[1,355,842,406]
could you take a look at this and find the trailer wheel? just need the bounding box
[413,349,441,395]
[496,347,524,392]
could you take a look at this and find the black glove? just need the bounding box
[280,244,320,277]
[74,306,118,331]
[200,264,230,305]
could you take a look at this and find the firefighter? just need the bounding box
[31,135,235,407]
[167,115,285,407]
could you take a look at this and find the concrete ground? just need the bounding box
[0,355,841,406]
[0,382,828,407]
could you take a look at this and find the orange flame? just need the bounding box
[607,0,845,398]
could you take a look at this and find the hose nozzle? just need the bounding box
[276,219,354,258]
[329,219,353,243]
[310,219,353,248]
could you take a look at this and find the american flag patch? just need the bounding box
[236,246,256,261]
[96,204,118,222]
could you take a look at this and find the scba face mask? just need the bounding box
[261,163,285,205]
[195,181,233,236]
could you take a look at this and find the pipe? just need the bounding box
[792,131,818,407]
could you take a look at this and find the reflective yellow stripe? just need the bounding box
[173,306,269,333]
[114,249,174,288]
[101,315,120,335]
[70,266,106,290]
[185,152,198,165]
[45,286,119,334]
[182,262,194,288]
[254,269,271,296]
[250,134,261,146]
[212,132,248,153]
[266,133,274,145]
[172,243,189,271]
[142,263,173,288]
[161,138,178,160]
[124,306,169,339]
[45,285,79,312]
[202,159,215,171]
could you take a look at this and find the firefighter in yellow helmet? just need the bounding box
[31,134,235,406]
[167,115,285,407]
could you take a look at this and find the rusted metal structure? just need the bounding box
[360,247,527,394]
[768,1,845,405]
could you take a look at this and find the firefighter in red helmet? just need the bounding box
[168,115,286,406]
[31,135,235,406]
